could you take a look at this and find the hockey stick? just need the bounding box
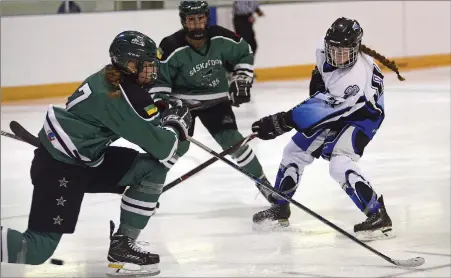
[6,121,40,147]
[186,135,426,268]
[162,133,257,193]
[1,130,29,144]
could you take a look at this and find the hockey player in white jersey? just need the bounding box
[251,17,405,241]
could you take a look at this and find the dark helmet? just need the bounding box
[324,17,363,68]
[179,1,210,40]
[109,30,160,84]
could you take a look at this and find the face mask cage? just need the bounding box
[113,56,159,85]
[181,12,209,40]
[325,41,360,68]
[137,58,159,84]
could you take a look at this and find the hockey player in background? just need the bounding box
[251,17,405,241]
[150,1,272,200]
[0,30,192,276]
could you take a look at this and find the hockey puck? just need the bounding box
[50,258,64,265]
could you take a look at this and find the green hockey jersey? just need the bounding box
[38,67,180,168]
[150,25,254,109]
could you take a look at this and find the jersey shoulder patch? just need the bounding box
[119,77,159,120]
[159,29,188,61]
[208,25,242,43]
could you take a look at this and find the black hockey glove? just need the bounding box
[229,73,253,107]
[161,105,192,141]
[152,93,183,113]
[251,112,293,140]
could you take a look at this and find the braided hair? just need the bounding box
[360,44,405,81]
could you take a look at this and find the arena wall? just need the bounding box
[1,1,449,102]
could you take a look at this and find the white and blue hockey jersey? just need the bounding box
[290,40,385,139]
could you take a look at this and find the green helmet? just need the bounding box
[109,30,160,83]
[179,1,209,40]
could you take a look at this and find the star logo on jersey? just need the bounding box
[59,177,69,188]
[53,215,63,225]
[56,196,67,207]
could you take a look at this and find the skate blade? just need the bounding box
[106,262,160,277]
[252,219,290,232]
[355,227,395,242]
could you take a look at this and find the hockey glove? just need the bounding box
[251,112,293,140]
[229,73,253,107]
[161,105,192,141]
[153,93,183,113]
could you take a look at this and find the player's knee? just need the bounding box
[125,154,168,190]
[329,155,354,183]
[281,164,299,183]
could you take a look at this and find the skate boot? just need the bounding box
[107,221,160,276]
[354,195,395,241]
[252,203,291,230]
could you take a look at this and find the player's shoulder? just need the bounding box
[348,55,371,82]
[83,68,111,96]
[314,37,326,68]
[208,25,242,43]
[359,52,382,75]
[159,29,189,62]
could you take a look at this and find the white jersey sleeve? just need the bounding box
[290,40,381,133]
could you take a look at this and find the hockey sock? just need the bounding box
[330,155,381,216]
[342,170,381,216]
[272,163,300,205]
[2,227,61,265]
[117,154,167,239]
[119,181,162,239]
[213,130,265,178]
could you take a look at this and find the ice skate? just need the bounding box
[252,203,291,231]
[354,195,395,241]
[107,221,160,276]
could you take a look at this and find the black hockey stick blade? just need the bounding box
[186,135,426,268]
[9,121,40,147]
[1,130,27,143]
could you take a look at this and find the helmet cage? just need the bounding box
[325,40,360,69]
[179,1,210,40]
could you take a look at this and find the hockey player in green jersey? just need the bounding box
[150,1,272,200]
[0,30,192,276]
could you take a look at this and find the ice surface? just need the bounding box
[1,67,450,277]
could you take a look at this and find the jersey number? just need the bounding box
[66,83,93,111]
[371,65,384,99]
